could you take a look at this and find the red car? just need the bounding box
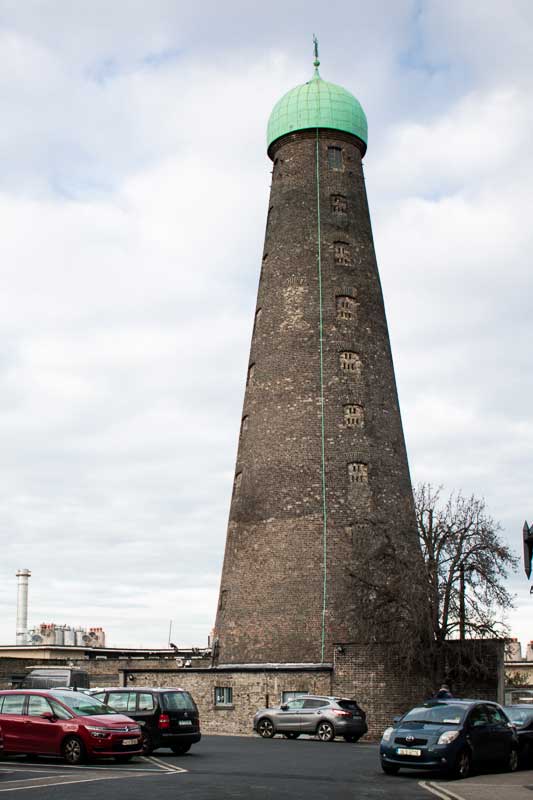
[0,689,142,764]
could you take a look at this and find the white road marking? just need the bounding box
[0,775,128,793]
[0,761,162,773]
[419,781,467,800]
[142,755,187,774]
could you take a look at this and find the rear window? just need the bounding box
[402,704,467,725]
[50,691,117,716]
[505,708,533,726]
[1,695,25,714]
[106,692,137,713]
[338,700,361,712]
[162,692,195,711]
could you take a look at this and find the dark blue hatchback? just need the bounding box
[380,700,519,779]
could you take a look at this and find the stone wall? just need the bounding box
[0,656,190,689]
[121,667,332,736]
[332,644,434,738]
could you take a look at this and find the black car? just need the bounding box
[90,687,200,755]
[380,699,519,779]
[504,705,533,766]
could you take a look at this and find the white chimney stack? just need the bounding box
[16,569,31,645]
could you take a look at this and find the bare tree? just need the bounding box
[414,483,518,642]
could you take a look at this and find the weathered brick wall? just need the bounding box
[121,668,332,736]
[0,656,191,689]
[332,644,433,739]
[214,127,430,665]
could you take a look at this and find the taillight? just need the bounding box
[333,709,352,718]
[158,713,170,730]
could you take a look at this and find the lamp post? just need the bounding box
[524,522,533,593]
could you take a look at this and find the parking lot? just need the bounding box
[0,736,532,799]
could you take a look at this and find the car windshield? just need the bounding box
[162,692,195,711]
[504,708,533,726]
[402,704,466,725]
[49,691,117,716]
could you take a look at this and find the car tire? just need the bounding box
[450,749,471,780]
[506,747,519,773]
[283,733,300,739]
[257,718,275,738]
[114,755,133,763]
[343,735,360,743]
[62,736,86,765]
[141,730,154,756]
[316,721,335,742]
[170,744,191,755]
[381,762,400,775]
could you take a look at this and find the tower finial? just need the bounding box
[312,34,320,77]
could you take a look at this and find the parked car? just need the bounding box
[0,689,142,764]
[504,705,533,766]
[89,687,200,755]
[12,668,90,690]
[253,695,367,742]
[20,667,90,689]
[380,699,519,779]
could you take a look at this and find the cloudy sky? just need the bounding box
[1,0,532,651]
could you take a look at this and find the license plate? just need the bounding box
[122,738,139,746]
[397,748,421,757]
[179,720,192,726]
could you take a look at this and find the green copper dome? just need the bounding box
[267,70,368,151]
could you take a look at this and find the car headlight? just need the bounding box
[381,727,394,743]
[437,730,459,745]
[86,727,111,739]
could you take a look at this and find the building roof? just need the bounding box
[266,59,367,151]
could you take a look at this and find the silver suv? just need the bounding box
[253,695,368,742]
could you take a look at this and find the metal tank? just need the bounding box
[63,627,75,646]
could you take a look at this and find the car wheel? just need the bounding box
[62,736,86,765]
[283,733,300,739]
[316,721,335,742]
[170,744,191,755]
[343,735,360,743]
[114,754,133,763]
[141,730,154,756]
[450,749,471,780]
[506,747,519,773]
[381,762,400,775]
[257,718,275,738]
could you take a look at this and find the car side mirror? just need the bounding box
[280,704,289,711]
[392,716,401,724]
[40,711,56,721]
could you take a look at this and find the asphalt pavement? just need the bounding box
[0,735,531,799]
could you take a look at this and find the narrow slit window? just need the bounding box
[344,405,364,427]
[336,295,357,320]
[247,363,255,384]
[331,194,347,215]
[348,462,368,484]
[241,415,249,434]
[327,146,343,170]
[340,351,361,375]
[253,307,262,334]
[334,242,352,266]
[234,472,242,494]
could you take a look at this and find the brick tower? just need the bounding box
[214,45,428,666]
